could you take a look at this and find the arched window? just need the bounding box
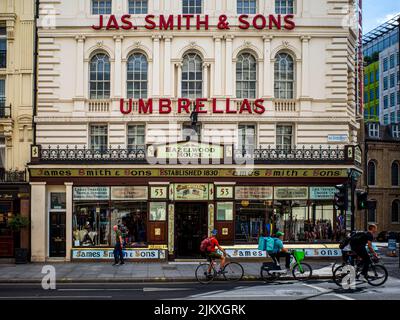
[181,53,203,99]
[127,53,148,99]
[392,200,400,223]
[274,52,294,99]
[392,161,399,186]
[89,53,110,99]
[236,52,257,99]
[368,161,376,186]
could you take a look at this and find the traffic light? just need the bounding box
[334,184,348,211]
[356,190,368,210]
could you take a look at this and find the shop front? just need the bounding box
[28,166,356,262]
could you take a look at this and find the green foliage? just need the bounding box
[8,215,30,232]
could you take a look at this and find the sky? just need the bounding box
[363,0,400,33]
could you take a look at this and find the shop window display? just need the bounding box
[111,202,147,247]
[235,201,270,243]
[73,202,110,247]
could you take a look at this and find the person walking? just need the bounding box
[113,225,125,266]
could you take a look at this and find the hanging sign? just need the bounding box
[309,187,336,200]
[235,186,273,200]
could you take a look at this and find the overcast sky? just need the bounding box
[363,0,400,33]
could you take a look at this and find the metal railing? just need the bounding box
[33,144,355,165]
[0,169,27,183]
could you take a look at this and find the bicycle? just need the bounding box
[195,253,244,284]
[260,249,313,282]
[332,253,388,287]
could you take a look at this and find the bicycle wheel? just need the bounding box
[332,264,352,287]
[223,262,244,282]
[366,264,388,287]
[292,263,312,281]
[195,263,216,284]
[260,267,278,282]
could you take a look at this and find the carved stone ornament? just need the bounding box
[96,41,104,48]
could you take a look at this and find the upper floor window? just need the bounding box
[181,52,203,99]
[129,0,148,14]
[392,200,400,223]
[364,74,368,86]
[375,70,379,81]
[367,161,376,186]
[383,76,388,90]
[392,161,399,186]
[383,95,388,109]
[383,57,388,72]
[238,124,256,155]
[369,72,374,83]
[390,73,395,88]
[89,53,110,99]
[393,125,400,138]
[275,0,295,14]
[237,0,257,14]
[0,27,6,69]
[90,125,108,150]
[390,54,395,69]
[390,92,395,107]
[182,0,202,14]
[0,136,5,169]
[369,89,374,101]
[274,52,294,99]
[92,0,112,14]
[276,124,293,150]
[127,124,145,150]
[368,123,379,138]
[127,53,148,99]
[384,114,389,125]
[0,79,5,118]
[236,52,257,99]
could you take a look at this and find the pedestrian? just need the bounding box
[113,225,125,266]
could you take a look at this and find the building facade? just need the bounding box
[356,122,400,233]
[0,1,34,258]
[30,0,361,262]
[363,13,399,125]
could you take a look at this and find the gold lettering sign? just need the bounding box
[30,168,348,178]
[150,186,168,199]
[235,186,273,200]
[216,186,234,199]
[156,142,224,159]
[174,184,209,201]
[274,187,309,200]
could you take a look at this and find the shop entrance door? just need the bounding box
[175,202,208,258]
[49,212,66,257]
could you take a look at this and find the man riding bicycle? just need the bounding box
[349,224,378,280]
[204,229,227,274]
[269,231,291,270]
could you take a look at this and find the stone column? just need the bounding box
[176,62,182,98]
[113,35,123,98]
[74,35,85,116]
[203,63,209,98]
[163,36,173,97]
[65,182,73,261]
[225,35,234,97]
[301,36,311,98]
[30,182,47,262]
[263,36,273,98]
[213,36,223,97]
[152,35,161,96]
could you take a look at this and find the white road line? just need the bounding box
[302,283,355,300]
[58,288,142,292]
[0,296,112,299]
[143,287,192,292]
[188,290,226,298]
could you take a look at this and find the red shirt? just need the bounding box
[208,237,219,252]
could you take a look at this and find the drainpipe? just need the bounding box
[32,0,39,145]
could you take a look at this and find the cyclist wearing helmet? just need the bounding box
[269,231,291,270]
[206,229,227,273]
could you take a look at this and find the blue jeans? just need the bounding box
[113,243,124,264]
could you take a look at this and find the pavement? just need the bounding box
[0,255,399,283]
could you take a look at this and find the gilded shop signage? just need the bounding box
[111,186,148,200]
[30,168,348,178]
[274,187,308,200]
[73,187,110,200]
[92,14,295,31]
[173,183,210,201]
[235,186,273,200]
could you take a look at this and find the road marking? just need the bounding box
[143,287,192,292]
[188,290,226,298]
[58,288,142,292]
[302,283,355,300]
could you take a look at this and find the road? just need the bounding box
[0,277,400,300]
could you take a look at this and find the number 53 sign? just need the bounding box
[150,186,168,199]
[216,186,234,199]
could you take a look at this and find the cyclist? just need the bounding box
[269,231,291,270]
[205,229,227,274]
[349,224,378,280]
